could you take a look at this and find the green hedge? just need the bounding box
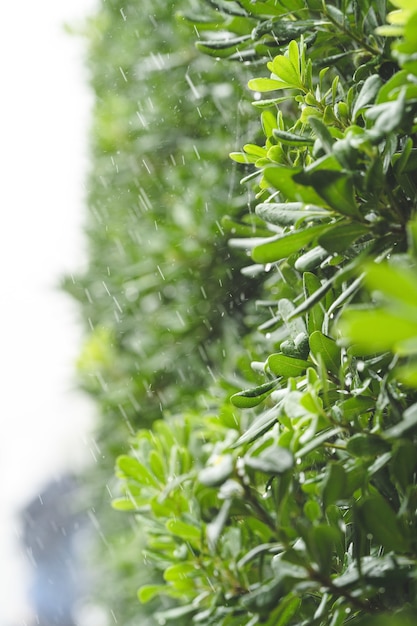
[72,1,417,625]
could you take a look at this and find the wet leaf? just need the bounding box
[231,379,279,408]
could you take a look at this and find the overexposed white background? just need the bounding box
[1,1,97,621]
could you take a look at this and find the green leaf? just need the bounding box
[256,202,329,227]
[346,434,390,457]
[339,309,417,355]
[309,116,335,153]
[231,379,279,408]
[336,395,374,421]
[318,222,369,253]
[384,402,417,438]
[164,562,197,582]
[238,0,285,17]
[195,34,251,58]
[234,406,281,447]
[242,577,285,612]
[267,54,303,88]
[245,446,294,475]
[355,494,409,552]
[272,594,301,626]
[322,463,347,507]
[295,245,329,272]
[390,440,417,491]
[366,89,407,140]
[116,455,159,487]
[166,519,201,544]
[263,165,325,204]
[309,331,341,375]
[267,353,311,378]
[364,261,417,308]
[295,427,341,459]
[352,74,383,120]
[138,584,173,604]
[111,497,140,511]
[308,525,339,576]
[303,272,325,334]
[273,128,314,145]
[294,170,361,218]
[248,77,294,92]
[252,224,326,263]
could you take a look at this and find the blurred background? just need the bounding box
[1,1,97,623]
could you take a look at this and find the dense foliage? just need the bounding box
[72,1,417,625]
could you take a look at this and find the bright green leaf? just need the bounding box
[267,353,311,378]
[252,224,326,263]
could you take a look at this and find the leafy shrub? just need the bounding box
[71,0,417,624]
[112,1,417,625]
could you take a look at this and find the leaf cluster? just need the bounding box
[72,0,417,624]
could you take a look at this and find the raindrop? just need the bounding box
[142,158,151,174]
[119,67,128,82]
[136,111,147,129]
[185,72,201,100]
[156,265,165,280]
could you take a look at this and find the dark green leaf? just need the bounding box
[384,402,417,439]
[273,128,314,145]
[231,379,279,408]
[346,434,390,457]
[309,116,334,153]
[322,463,347,507]
[294,170,361,218]
[308,525,340,576]
[318,222,369,253]
[309,331,341,375]
[390,440,417,491]
[263,165,325,204]
[355,495,409,552]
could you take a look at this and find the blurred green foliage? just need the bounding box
[70,0,417,624]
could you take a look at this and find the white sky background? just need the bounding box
[1,0,97,621]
